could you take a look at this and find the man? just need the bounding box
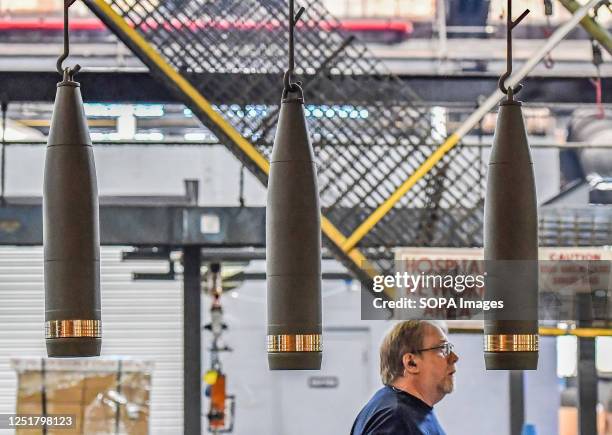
[351,320,458,435]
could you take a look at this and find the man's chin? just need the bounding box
[443,378,455,394]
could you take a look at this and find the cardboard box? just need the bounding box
[12,358,153,435]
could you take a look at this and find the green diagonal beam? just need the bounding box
[558,0,612,55]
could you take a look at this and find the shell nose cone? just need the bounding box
[485,101,538,260]
[270,95,315,164]
[47,80,92,147]
[488,101,532,166]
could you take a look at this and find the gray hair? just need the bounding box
[379,320,447,384]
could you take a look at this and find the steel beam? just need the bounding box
[0,198,265,247]
[0,70,608,105]
[182,245,202,435]
[558,0,612,56]
[232,271,353,281]
[576,336,597,435]
[575,293,599,435]
[509,371,525,435]
[0,199,610,248]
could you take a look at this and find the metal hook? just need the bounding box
[283,0,305,98]
[498,0,529,100]
[56,0,81,81]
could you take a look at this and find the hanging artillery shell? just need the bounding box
[484,99,539,370]
[44,78,101,357]
[266,88,322,370]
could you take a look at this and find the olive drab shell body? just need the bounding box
[266,90,322,370]
[484,100,539,370]
[44,80,101,357]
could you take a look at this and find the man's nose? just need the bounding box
[448,351,459,363]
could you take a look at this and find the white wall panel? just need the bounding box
[0,246,183,434]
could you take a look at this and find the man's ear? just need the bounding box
[402,353,419,374]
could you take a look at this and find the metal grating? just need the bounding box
[84,0,491,277]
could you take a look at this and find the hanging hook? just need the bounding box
[56,0,81,81]
[283,0,305,98]
[498,0,529,100]
[590,39,605,119]
[542,0,554,69]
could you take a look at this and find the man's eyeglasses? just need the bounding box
[416,342,454,358]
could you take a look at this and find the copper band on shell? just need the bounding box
[45,320,101,339]
[485,334,538,352]
[267,334,321,352]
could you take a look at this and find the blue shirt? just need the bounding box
[351,386,446,435]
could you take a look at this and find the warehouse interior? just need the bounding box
[0,0,610,434]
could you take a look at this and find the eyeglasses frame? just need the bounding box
[415,342,455,358]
